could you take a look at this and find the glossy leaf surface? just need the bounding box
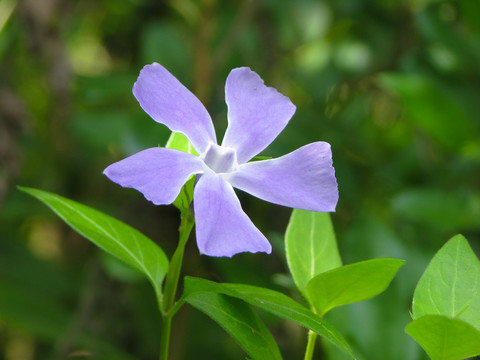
[183,276,355,359]
[186,291,282,360]
[285,209,342,294]
[406,315,480,360]
[306,258,404,316]
[19,186,169,301]
[412,234,480,330]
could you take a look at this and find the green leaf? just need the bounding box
[412,234,480,330]
[166,132,198,211]
[285,209,342,295]
[172,176,195,212]
[186,291,282,360]
[405,315,480,360]
[306,258,405,316]
[18,186,168,302]
[183,277,355,359]
[251,155,272,161]
[165,131,197,155]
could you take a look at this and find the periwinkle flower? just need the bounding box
[104,63,338,257]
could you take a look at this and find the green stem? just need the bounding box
[159,313,173,360]
[159,210,194,360]
[304,330,318,360]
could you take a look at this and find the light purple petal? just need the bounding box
[221,67,296,164]
[193,174,271,257]
[227,142,338,212]
[133,63,216,154]
[104,148,204,205]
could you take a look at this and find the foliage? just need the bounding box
[1,0,479,359]
[406,235,480,360]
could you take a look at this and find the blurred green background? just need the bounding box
[1,0,479,359]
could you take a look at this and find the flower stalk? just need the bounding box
[159,209,194,360]
[303,330,318,360]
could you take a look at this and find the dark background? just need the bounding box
[1,0,479,359]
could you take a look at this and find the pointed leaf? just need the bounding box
[183,276,355,359]
[412,234,480,330]
[405,315,480,360]
[186,291,282,360]
[306,258,405,316]
[18,186,168,301]
[285,209,342,295]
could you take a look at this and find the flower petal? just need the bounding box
[104,148,204,205]
[193,174,271,257]
[133,63,216,154]
[222,67,296,164]
[227,142,338,212]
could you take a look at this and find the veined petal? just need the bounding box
[133,63,216,154]
[227,142,338,212]
[104,148,204,205]
[193,174,271,257]
[222,67,296,164]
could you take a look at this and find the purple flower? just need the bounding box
[104,63,338,257]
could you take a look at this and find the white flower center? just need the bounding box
[201,143,238,174]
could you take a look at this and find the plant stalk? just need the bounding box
[159,210,194,360]
[304,330,318,360]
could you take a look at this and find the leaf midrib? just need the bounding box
[188,297,281,359]
[51,195,155,285]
